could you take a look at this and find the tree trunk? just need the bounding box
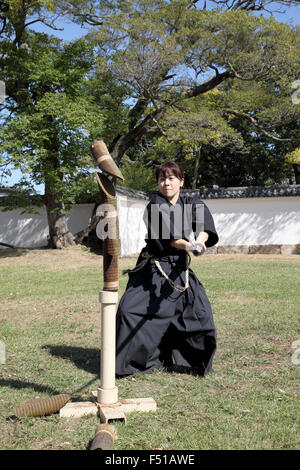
[44,180,75,249]
[292,164,300,184]
[74,212,101,244]
[74,202,102,252]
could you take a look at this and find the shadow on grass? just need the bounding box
[42,344,100,375]
[0,378,61,396]
[0,248,30,258]
[1,346,101,404]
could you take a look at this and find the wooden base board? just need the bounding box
[97,402,127,424]
[59,394,157,422]
[91,391,157,424]
[59,401,98,418]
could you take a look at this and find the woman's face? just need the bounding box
[157,171,184,202]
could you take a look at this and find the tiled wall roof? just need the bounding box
[1,185,300,203]
[116,185,300,200]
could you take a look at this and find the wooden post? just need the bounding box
[97,290,118,405]
[93,172,122,410]
[60,140,157,427]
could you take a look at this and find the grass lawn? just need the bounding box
[0,246,299,450]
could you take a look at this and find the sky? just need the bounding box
[2,1,300,191]
[29,1,300,39]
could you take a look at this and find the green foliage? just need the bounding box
[83,1,300,186]
[163,93,245,151]
[0,182,43,214]
[86,56,130,144]
[119,157,157,190]
[285,147,300,165]
[0,32,103,211]
[70,173,103,204]
[1,0,300,202]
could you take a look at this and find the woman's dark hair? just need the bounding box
[155,161,184,182]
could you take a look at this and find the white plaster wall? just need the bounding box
[205,197,300,245]
[117,195,148,256]
[1,196,299,252]
[65,204,94,236]
[0,207,48,248]
[116,195,300,253]
[0,204,94,248]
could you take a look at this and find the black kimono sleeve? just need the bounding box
[192,197,219,248]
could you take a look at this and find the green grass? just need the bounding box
[0,248,299,450]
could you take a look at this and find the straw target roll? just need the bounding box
[89,424,117,450]
[95,172,121,292]
[11,394,71,418]
[91,141,124,182]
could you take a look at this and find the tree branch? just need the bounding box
[128,97,151,129]
[224,109,300,142]
[208,0,300,12]
[226,61,257,81]
[110,69,234,162]
[175,69,234,101]
[24,16,64,31]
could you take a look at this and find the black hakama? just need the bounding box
[115,192,219,377]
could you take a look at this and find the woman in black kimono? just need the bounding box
[115,161,219,377]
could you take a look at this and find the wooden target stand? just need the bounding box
[60,142,156,447]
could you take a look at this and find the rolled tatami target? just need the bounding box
[91,141,124,181]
